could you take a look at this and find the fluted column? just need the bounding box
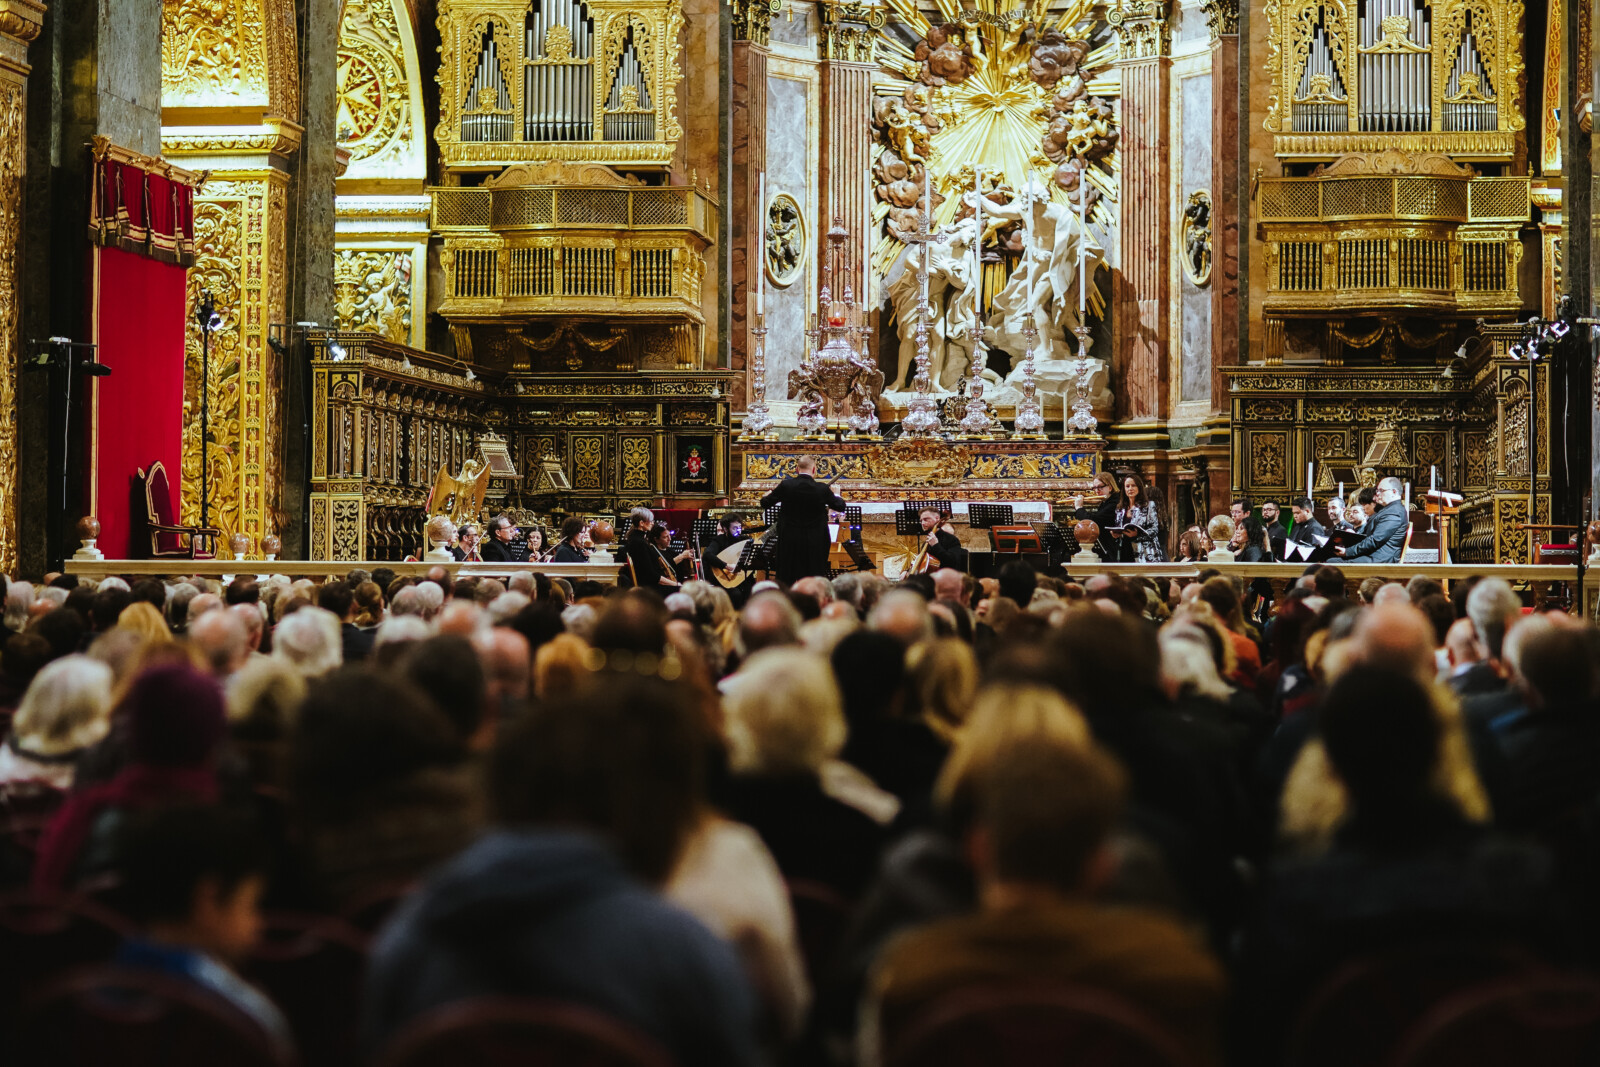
[1109,0,1171,435]
[0,0,45,575]
[818,1,881,305]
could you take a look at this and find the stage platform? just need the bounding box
[731,436,1103,505]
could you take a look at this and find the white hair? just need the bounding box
[1379,476,1405,495]
[1467,577,1522,658]
[487,592,532,624]
[390,586,423,617]
[271,606,344,677]
[561,603,597,641]
[11,654,115,757]
[413,582,445,619]
[629,506,654,525]
[95,576,130,593]
[5,581,35,631]
[36,587,68,610]
[664,592,697,617]
[375,614,433,651]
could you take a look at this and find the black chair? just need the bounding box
[883,983,1199,1067]
[0,892,133,1028]
[1393,973,1600,1067]
[243,911,369,1067]
[376,997,675,1067]
[16,965,293,1067]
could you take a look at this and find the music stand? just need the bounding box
[894,508,927,537]
[1032,521,1070,566]
[903,498,953,517]
[843,504,863,533]
[967,504,1015,529]
[762,504,782,528]
[691,517,721,544]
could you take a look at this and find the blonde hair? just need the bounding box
[226,656,308,731]
[722,648,847,776]
[906,638,978,743]
[935,684,1092,822]
[116,602,174,646]
[11,655,114,757]
[534,633,591,700]
[1279,682,1489,852]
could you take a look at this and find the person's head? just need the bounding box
[1375,476,1405,507]
[292,667,463,815]
[223,579,260,607]
[1466,578,1521,660]
[1313,565,1346,600]
[792,575,834,607]
[905,637,978,741]
[116,602,174,646]
[318,580,356,622]
[270,606,343,677]
[10,654,114,760]
[1261,500,1280,523]
[719,514,744,539]
[488,513,518,543]
[933,567,965,602]
[1326,497,1344,525]
[1120,471,1148,507]
[796,454,817,475]
[738,591,802,657]
[186,593,223,628]
[1416,593,1454,648]
[401,635,492,750]
[724,647,847,776]
[1197,575,1246,632]
[123,663,228,768]
[591,594,668,656]
[1512,623,1600,713]
[970,738,1126,901]
[920,508,943,533]
[1372,583,1410,608]
[90,587,133,632]
[1347,603,1437,682]
[1230,498,1249,524]
[188,607,250,678]
[1406,576,1445,604]
[996,560,1037,607]
[1444,616,1481,669]
[117,805,268,962]
[1320,667,1440,813]
[1356,485,1378,514]
[560,516,587,545]
[30,607,86,662]
[869,588,934,647]
[458,523,482,552]
[650,523,673,548]
[4,579,34,631]
[1291,497,1314,525]
[130,578,167,611]
[628,506,655,533]
[491,673,706,884]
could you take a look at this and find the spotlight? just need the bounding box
[465,366,476,381]
[401,356,413,371]
[327,340,347,361]
[1550,320,1571,339]
[1508,342,1525,360]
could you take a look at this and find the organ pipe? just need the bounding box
[464,28,513,142]
[604,32,655,142]
[1357,0,1431,133]
[525,0,595,142]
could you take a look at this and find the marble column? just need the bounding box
[1199,0,1238,514]
[0,0,45,576]
[1110,0,1171,438]
[818,1,880,312]
[729,0,771,413]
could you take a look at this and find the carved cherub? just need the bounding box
[916,23,978,86]
[1027,28,1090,90]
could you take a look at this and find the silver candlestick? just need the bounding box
[900,182,945,439]
[739,313,777,440]
[1065,323,1101,438]
[1011,314,1045,439]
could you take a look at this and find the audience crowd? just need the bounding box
[1,559,1598,1065]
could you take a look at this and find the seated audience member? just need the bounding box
[317,580,373,664]
[34,664,228,893]
[188,607,250,681]
[0,633,54,712]
[225,657,308,793]
[1241,667,1561,1059]
[270,606,343,677]
[864,738,1226,1066]
[291,669,479,911]
[117,602,175,647]
[735,591,802,663]
[720,648,888,900]
[1196,577,1261,687]
[1455,577,1521,700]
[1494,621,1600,833]
[831,630,943,814]
[399,635,493,751]
[114,804,292,1056]
[0,654,114,788]
[364,674,760,1067]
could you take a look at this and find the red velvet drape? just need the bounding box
[93,247,188,559]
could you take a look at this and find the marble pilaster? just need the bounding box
[730,38,768,413]
[1207,0,1239,420]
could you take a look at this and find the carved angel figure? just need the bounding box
[916,23,980,86]
[765,200,803,280]
[1027,28,1090,89]
[884,213,979,395]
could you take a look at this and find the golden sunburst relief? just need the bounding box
[870,0,1121,321]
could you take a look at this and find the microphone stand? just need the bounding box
[196,290,221,529]
[24,337,108,566]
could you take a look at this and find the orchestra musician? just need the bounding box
[451,523,483,562]
[551,516,592,563]
[623,508,675,590]
[759,455,847,584]
[650,523,695,586]
[524,525,549,563]
[703,516,752,607]
[915,508,968,572]
[480,514,525,563]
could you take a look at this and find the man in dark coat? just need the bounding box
[918,508,968,572]
[759,455,847,585]
[1285,498,1326,557]
[479,514,523,563]
[1336,478,1409,563]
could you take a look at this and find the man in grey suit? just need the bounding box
[1335,478,1409,563]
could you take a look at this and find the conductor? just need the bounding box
[760,455,847,584]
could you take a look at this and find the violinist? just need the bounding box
[650,523,695,586]
[551,516,592,563]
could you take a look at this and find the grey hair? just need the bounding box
[167,582,201,627]
[1466,577,1521,658]
[36,587,68,610]
[561,603,597,641]
[390,586,424,617]
[375,614,433,650]
[4,580,34,631]
[96,576,130,593]
[271,606,344,677]
[629,506,654,525]
[413,581,445,618]
[487,591,532,624]
[11,654,115,756]
[1379,476,1405,495]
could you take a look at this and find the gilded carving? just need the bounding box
[730,0,779,44]
[162,0,298,116]
[333,250,413,343]
[619,436,652,491]
[337,0,423,178]
[1252,432,1288,485]
[572,435,605,490]
[1200,0,1239,39]
[0,78,22,576]
[1108,0,1170,59]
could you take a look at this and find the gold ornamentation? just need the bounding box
[0,78,22,576]
[333,250,413,343]
[572,435,605,490]
[162,0,298,117]
[1200,0,1238,39]
[730,0,781,44]
[1108,0,1170,59]
[819,0,884,62]
[1315,149,1474,178]
[1181,190,1212,287]
[619,436,652,490]
[337,0,423,178]
[1252,431,1288,484]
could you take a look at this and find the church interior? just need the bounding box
[0,0,1594,574]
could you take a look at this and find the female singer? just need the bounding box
[551,516,591,563]
[1110,472,1167,562]
[1175,526,1207,563]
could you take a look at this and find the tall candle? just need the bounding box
[1404,481,1411,506]
[920,166,930,305]
[1078,170,1087,314]
[1306,462,1313,497]
[1430,465,1437,494]
[972,169,983,328]
[756,172,766,315]
[1338,480,1344,499]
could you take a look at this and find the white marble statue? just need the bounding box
[883,213,979,396]
[981,178,1111,416]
